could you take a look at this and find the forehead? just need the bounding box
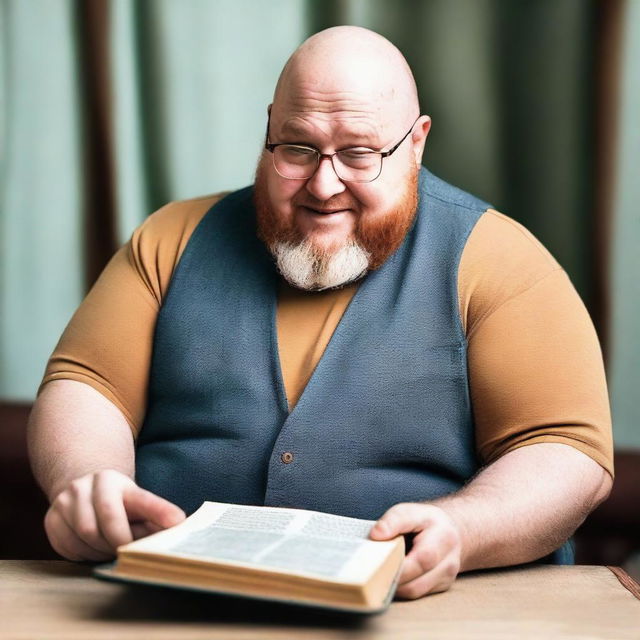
[271,83,398,147]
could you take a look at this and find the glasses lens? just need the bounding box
[334,151,382,183]
[271,145,383,182]
[273,145,317,179]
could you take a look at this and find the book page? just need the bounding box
[123,501,401,583]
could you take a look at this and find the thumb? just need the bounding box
[370,503,425,540]
[370,518,395,540]
[123,485,186,529]
[130,521,164,540]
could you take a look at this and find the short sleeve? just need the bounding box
[38,194,224,436]
[460,210,614,478]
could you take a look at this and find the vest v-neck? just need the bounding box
[139,169,486,520]
[275,279,360,412]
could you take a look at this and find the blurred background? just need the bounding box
[1,0,638,574]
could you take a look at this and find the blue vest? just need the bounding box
[135,168,573,563]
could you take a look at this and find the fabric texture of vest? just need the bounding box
[136,167,574,564]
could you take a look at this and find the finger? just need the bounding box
[370,503,435,540]
[65,480,115,554]
[92,474,135,549]
[45,508,85,561]
[395,556,459,600]
[53,489,113,555]
[122,485,186,529]
[144,521,164,534]
[130,521,163,540]
[398,538,441,585]
[399,520,462,584]
[45,507,112,562]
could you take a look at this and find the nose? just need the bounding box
[304,155,346,201]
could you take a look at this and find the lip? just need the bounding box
[302,206,349,215]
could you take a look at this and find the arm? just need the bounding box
[29,199,217,561]
[28,380,184,561]
[29,380,136,501]
[371,443,612,598]
[433,443,611,571]
[372,212,614,598]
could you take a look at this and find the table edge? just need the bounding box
[607,566,640,600]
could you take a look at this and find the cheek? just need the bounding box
[267,172,304,213]
[350,184,389,219]
[361,162,416,217]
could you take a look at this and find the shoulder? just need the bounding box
[422,169,491,215]
[132,192,229,254]
[129,192,230,304]
[459,209,563,337]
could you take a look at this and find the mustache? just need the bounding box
[295,195,357,211]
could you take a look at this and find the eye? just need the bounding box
[280,145,317,159]
[340,148,376,157]
[338,149,378,168]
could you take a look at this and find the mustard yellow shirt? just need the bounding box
[39,194,614,477]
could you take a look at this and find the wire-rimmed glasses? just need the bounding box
[264,115,420,183]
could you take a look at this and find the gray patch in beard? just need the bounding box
[271,239,370,291]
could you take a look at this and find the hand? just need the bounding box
[44,469,186,562]
[369,502,462,599]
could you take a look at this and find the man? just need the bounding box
[29,26,613,600]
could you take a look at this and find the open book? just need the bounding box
[95,501,405,613]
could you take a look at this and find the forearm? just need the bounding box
[432,442,613,572]
[28,379,136,501]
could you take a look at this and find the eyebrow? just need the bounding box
[279,120,313,138]
[278,120,383,150]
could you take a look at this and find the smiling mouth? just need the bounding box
[303,206,348,215]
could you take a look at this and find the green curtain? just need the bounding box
[309,0,596,301]
[609,0,640,448]
[0,0,85,399]
[111,0,307,242]
[1,0,637,449]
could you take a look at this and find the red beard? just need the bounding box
[254,160,419,271]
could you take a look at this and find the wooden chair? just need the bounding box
[0,402,55,558]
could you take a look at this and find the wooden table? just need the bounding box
[1,561,639,639]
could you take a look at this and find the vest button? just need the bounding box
[281,452,294,464]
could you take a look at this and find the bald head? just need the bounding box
[256,27,430,290]
[272,26,420,137]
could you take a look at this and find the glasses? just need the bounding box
[264,114,420,183]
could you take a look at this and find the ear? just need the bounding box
[411,115,431,166]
